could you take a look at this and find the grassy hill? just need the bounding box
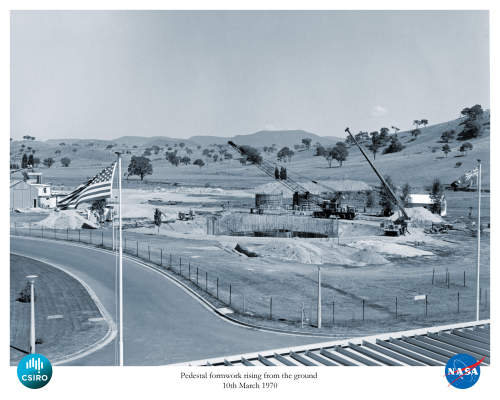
[10,111,490,192]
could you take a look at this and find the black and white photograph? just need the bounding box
[5,4,494,396]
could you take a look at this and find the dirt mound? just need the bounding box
[34,210,98,230]
[251,240,388,266]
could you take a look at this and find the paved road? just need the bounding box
[11,237,334,365]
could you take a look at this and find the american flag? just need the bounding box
[58,162,116,209]
[464,167,479,180]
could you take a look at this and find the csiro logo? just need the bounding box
[17,353,52,389]
[445,353,484,389]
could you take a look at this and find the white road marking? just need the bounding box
[47,314,63,319]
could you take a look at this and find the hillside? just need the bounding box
[10,110,490,192]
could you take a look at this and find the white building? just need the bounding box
[406,193,447,217]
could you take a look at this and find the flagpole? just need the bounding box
[116,153,124,366]
[476,159,481,321]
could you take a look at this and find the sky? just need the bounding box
[11,10,489,140]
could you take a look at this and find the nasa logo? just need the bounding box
[445,353,483,389]
[17,354,53,389]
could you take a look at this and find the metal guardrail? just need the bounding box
[176,320,490,366]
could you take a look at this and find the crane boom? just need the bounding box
[344,128,409,220]
[227,141,316,196]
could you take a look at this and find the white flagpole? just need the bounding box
[475,159,481,321]
[117,153,124,365]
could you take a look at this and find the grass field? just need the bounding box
[10,254,108,364]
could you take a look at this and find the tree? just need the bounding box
[60,157,71,167]
[413,120,421,129]
[314,144,326,156]
[274,166,280,179]
[55,149,61,155]
[33,157,40,167]
[166,152,180,166]
[379,127,390,144]
[239,145,262,164]
[391,126,400,134]
[442,144,451,157]
[91,199,106,221]
[383,136,405,154]
[193,159,205,168]
[420,119,429,127]
[143,149,152,156]
[302,138,312,150]
[277,146,293,162]
[440,130,455,143]
[401,183,411,206]
[179,142,185,148]
[323,147,336,168]
[411,129,421,138]
[378,175,397,216]
[127,156,152,180]
[368,131,382,160]
[459,142,473,155]
[332,142,349,167]
[154,208,162,234]
[180,156,191,165]
[458,104,485,140]
[365,191,375,211]
[21,153,28,168]
[279,167,287,180]
[430,178,444,214]
[28,154,34,167]
[43,157,54,168]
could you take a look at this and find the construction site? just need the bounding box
[10,125,490,335]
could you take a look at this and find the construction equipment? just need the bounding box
[178,210,194,221]
[344,128,410,236]
[227,141,356,219]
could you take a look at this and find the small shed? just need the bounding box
[10,180,39,209]
[406,194,447,217]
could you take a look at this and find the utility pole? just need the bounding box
[115,153,124,366]
[26,275,38,353]
[317,266,322,329]
[476,159,482,321]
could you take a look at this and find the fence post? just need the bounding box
[179,257,182,275]
[136,241,139,257]
[463,271,466,287]
[189,263,191,281]
[269,297,273,320]
[362,299,365,321]
[205,272,208,292]
[216,278,219,299]
[425,295,428,317]
[242,295,245,313]
[196,267,199,285]
[479,287,482,304]
[447,271,450,289]
[160,249,163,266]
[229,284,232,305]
[42,226,44,238]
[457,292,460,313]
[101,231,104,247]
[432,268,435,285]
[395,297,398,319]
[302,303,305,328]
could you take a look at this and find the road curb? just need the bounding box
[11,234,341,338]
